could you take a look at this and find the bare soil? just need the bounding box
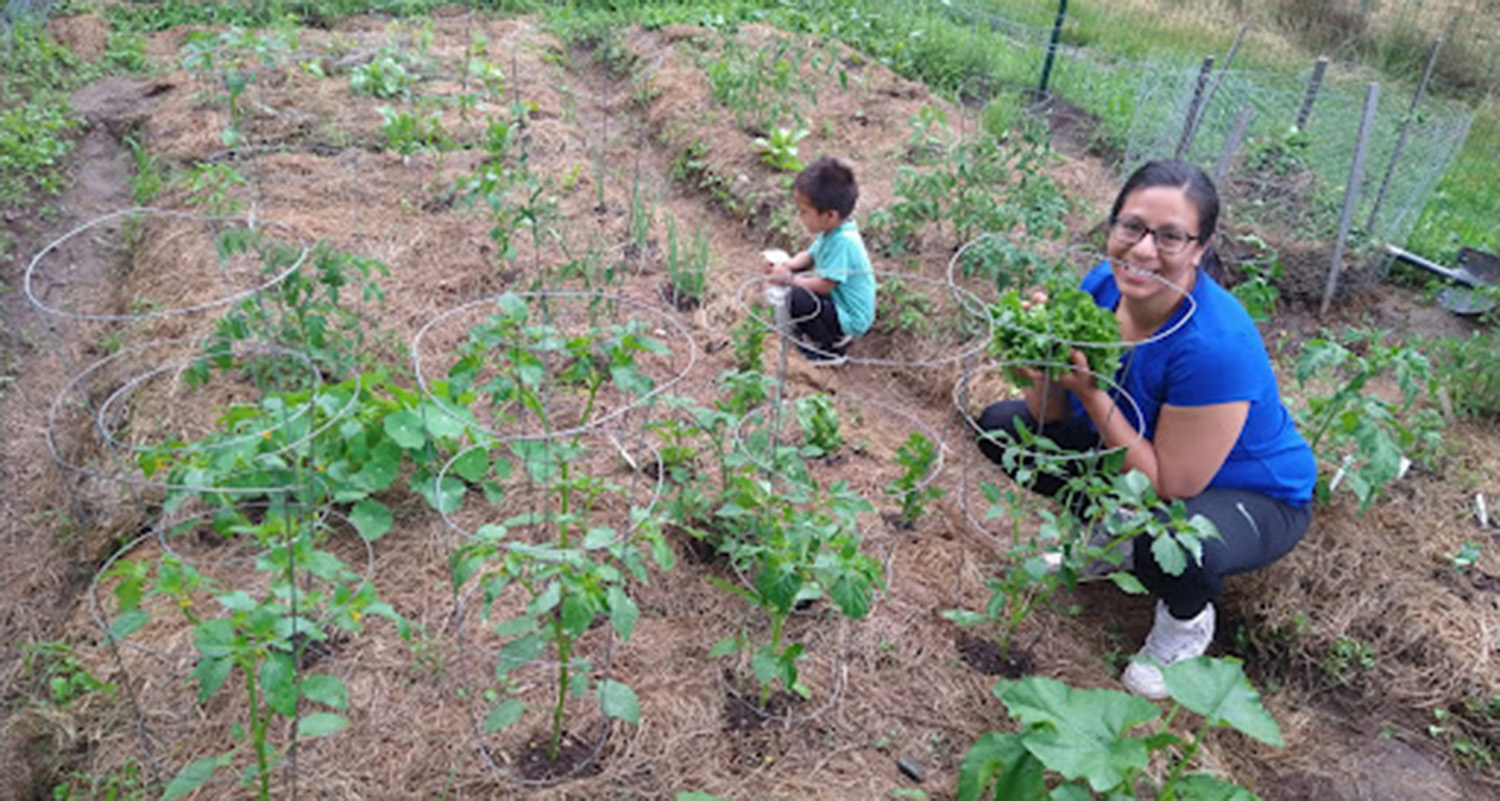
[2,11,1497,801]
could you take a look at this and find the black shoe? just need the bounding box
[796,342,848,367]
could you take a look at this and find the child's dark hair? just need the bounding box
[793,156,859,219]
[1110,160,1222,275]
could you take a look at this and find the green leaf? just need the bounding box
[297,712,350,738]
[382,410,426,449]
[598,679,640,724]
[451,448,491,483]
[956,731,1043,801]
[528,581,562,616]
[193,619,236,658]
[560,592,595,638]
[1150,534,1189,577]
[828,573,873,619]
[301,674,348,710]
[484,698,525,733]
[998,677,1159,792]
[497,632,546,675]
[607,585,639,641]
[216,590,258,612]
[1170,774,1260,800]
[261,651,298,717]
[1162,657,1284,746]
[493,616,538,638]
[163,755,227,799]
[1107,572,1148,595]
[190,656,233,703]
[422,406,467,441]
[707,636,740,657]
[349,499,394,540]
[107,609,148,643]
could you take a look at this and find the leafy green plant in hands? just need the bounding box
[886,432,943,529]
[989,279,1121,385]
[752,126,808,172]
[1294,330,1444,512]
[958,657,1282,800]
[794,394,842,458]
[709,475,881,706]
[106,509,407,800]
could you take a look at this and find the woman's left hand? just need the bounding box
[1052,349,1102,398]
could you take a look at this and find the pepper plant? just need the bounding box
[708,473,881,706]
[106,505,408,800]
[886,431,943,529]
[1294,330,1444,512]
[958,657,1282,800]
[793,393,842,458]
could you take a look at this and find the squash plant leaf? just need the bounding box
[349,499,394,541]
[997,677,1159,792]
[956,730,1043,801]
[1162,657,1284,746]
[1171,773,1260,800]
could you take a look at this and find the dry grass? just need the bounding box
[3,10,1498,800]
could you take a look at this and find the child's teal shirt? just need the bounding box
[809,220,876,337]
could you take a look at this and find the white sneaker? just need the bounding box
[1121,600,1215,700]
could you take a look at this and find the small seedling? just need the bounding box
[752,126,808,172]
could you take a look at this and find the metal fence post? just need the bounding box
[1295,56,1330,130]
[1366,36,1443,234]
[1174,56,1215,159]
[1037,0,1068,99]
[1213,104,1257,184]
[1321,83,1381,316]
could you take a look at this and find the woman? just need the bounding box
[977,160,1316,699]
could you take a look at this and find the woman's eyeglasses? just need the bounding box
[1109,217,1199,255]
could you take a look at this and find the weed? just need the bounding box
[174,163,248,215]
[124,134,164,205]
[664,216,711,308]
[23,641,116,707]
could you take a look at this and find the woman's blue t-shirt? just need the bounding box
[1072,261,1316,506]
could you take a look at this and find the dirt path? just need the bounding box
[0,75,168,799]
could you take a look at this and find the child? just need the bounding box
[763,156,876,366]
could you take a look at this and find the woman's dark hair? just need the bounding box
[793,156,859,219]
[1110,160,1222,275]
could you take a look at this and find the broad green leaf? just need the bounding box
[301,674,348,710]
[422,406,467,441]
[261,652,297,717]
[998,677,1159,792]
[108,609,149,643]
[598,679,640,724]
[497,632,546,675]
[1150,534,1188,577]
[1162,657,1283,746]
[956,731,1042,801]
[707,636,740,657]
[1108,572,1148,595]
[216,590,258,612]
[349,499,394,541]
[190,656,233,703]
[163,755,227,799]
[560,592,595,638]
[1170,774,1260,800]
[296,712,349,738]
[382,410,426,449]
[1046,784,1095,800]
[451,448,490,483]
[607,585,639,640]
[492,616,538,638]
[484,698,525,733]
[828,573,872,619]
[528,582,562,616]
[193,619,236,658]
